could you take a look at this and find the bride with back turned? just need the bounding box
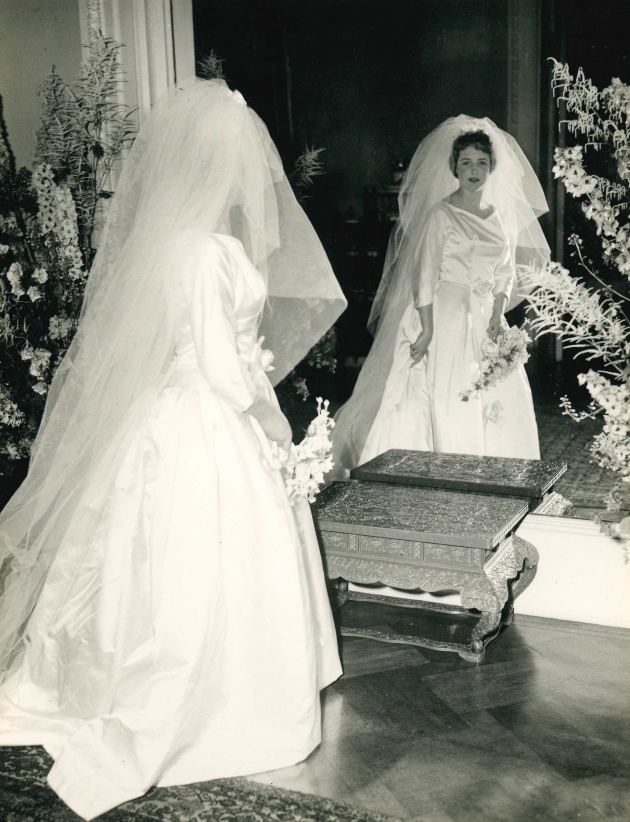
[0,79,346,820]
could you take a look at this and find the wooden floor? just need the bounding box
[251,609,630,822]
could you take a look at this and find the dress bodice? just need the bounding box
[174,234,265,362]
[164,233,270,410]
[416,201,514,306]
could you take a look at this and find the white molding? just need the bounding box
[78,0,196,124]
[518,512,602,536]
[171,0,196,85]
[131,0,154,120]
[144,0,175,109]
[78,0,89,54]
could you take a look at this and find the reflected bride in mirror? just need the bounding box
[332,116,551,476]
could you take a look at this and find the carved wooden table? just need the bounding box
[352,449,567,512]
[312,479,538,663]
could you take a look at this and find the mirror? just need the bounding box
[191,0,630,519]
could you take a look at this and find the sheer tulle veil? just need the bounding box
[0,78,346,677]
[332,115,550,474]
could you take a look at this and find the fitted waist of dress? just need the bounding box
[438,275,494,294]
[162,342,272,393]
[162,359,207,390]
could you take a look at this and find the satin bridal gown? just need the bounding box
[0,232,342,821]
[361,201,539,463]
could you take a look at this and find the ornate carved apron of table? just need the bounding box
[312,450,567,663]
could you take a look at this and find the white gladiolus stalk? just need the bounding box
[33,164,85,280]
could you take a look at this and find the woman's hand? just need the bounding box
[487,292,507,342]
[247,396,293,451]
[410,332,431,365]
[487,312,503,343]
[263,408,293,452]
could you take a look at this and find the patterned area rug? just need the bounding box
[536,412,629,510]
[0,746,401,822]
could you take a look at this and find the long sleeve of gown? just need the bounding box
[492,240,515,299]
[414,207,447,308]
[183,240,257,412]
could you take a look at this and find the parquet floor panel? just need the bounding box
[250,610,630,822]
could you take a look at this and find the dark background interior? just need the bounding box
[193,0,510,224]
[192,0,630,399]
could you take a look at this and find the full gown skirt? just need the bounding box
[0,233,342,821]
[361,202,540,464]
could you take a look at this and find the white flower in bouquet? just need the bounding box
[49,314,75,341]
[0,385,25,428]
[250,336,275,372]
[6,262,25,297]
[3,443,19,460]
[275,397,335,505]
[20,345,52,381]
[0,434,32,461]
[32,382,48,396]
[32,267,48,284]
[460,325,530,401]
[27,285,43,302]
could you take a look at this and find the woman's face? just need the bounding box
[455,147,491,192]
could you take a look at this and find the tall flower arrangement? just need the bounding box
[525,61,630,502]
[0,30,135,475]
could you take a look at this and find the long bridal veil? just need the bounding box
[332,115,550,473]
[0,79,346,678]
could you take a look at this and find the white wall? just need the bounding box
[0,0,83,169]
[0,0,195,170]
[515,514,630,629]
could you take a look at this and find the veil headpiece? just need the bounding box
[0,78,346,676]
[332,115,550,473]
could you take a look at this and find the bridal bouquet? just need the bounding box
[460,326,530,401]
[276,397,335,504]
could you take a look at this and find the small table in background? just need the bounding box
[312,450,567,663]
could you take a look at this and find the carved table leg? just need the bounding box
[470,610,502,653]
[479,535,539,636]
[336,578,349,607]
[458,648,486,664]
[503,604,515,627]
[509,561,538,601]
[503,556,538,626]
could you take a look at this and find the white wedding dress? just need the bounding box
[361,202,539,463]
[0,233,342,820]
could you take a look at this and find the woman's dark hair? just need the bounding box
[450,130,495,176]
